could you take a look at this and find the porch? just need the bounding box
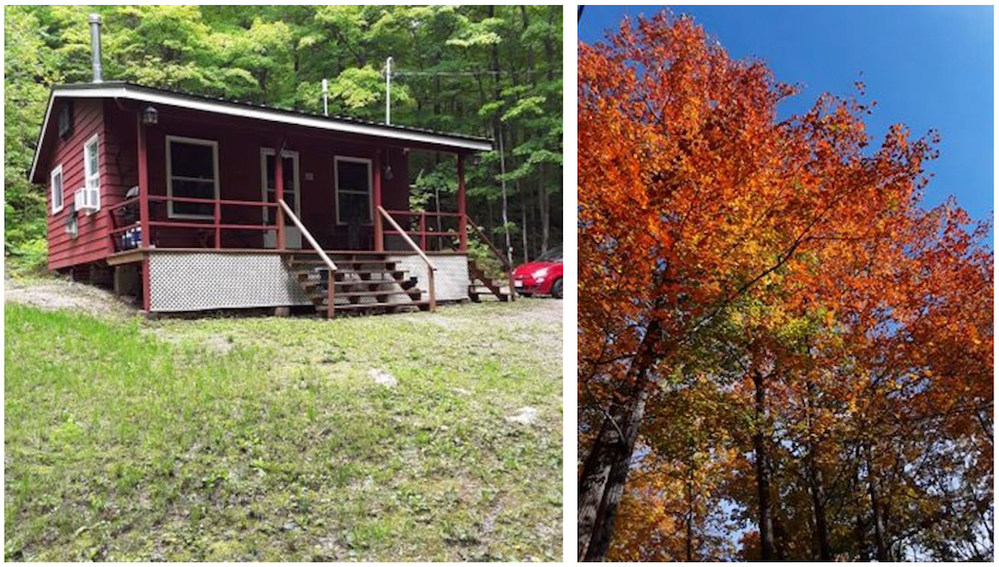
[60,83,512,316]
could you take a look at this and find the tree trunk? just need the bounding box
[806,458,831,560]
[752,370,776,561]
[852,461,869,561]
[538,163,549,253]
[520,184,530,263]
[685,467,695,562]
[578,320,662,561]
[865,444,890,562]
[487,5,512,266]
[805,383,832,561]
[496,126,513,267]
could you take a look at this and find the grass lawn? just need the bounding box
[4,293,562,561]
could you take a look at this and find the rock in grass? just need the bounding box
[368,369,397,387]
[505,406,539,425]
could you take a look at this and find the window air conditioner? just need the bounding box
[74,187,99,214]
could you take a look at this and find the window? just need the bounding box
[50,165,64,214]
[537,246,563,263]
[58,101,74,139]
[83,134,100,210]
[166,136,219,218]
[334,156,372,225]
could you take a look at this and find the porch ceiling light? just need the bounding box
[383,162,394,181]
[141,105,158,125]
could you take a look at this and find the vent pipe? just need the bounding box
[88,13,103,83]
[385,56,393,125]
[321,78,329,116]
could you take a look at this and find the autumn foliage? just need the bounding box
[578,11,992,562]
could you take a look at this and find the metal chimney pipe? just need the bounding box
[321,78,329,116]
[88,13,103,83]
[385,56,393,125]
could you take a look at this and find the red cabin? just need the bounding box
[28,81,514,316]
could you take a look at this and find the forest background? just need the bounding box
[4,4,563,272]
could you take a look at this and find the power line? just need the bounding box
[392,69,555,77]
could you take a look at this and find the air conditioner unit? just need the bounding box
[74,187,99,214]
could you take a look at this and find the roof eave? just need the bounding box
[54,83,494,151]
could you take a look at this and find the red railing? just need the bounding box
[382,209,464,251]
[108,195,278,252]
[380,208,515,301]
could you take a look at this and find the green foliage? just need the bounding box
[3,5,563,267]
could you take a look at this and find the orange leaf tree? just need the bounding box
[578,10,990,561]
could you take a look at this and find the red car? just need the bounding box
[513,246,563,298]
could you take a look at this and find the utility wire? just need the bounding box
[389,69,555,77]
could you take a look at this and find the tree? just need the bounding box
[578,10,990,561]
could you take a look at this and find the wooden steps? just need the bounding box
[284,253,428,317]
[468,259,513,302]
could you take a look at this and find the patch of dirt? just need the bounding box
[368,368,398,387]
[505,406,540,426]
[145,328,235,354]
[506,298,564,325]
[4,277,137,318]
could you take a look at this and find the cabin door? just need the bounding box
[334,156,374,250]
[261,149,302,248]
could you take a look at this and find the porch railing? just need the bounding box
[377,206,436,312]
[381,209,464,251]
[380,208,515,302]
[107,195,278,252]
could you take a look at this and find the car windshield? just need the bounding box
[536,247,562,262]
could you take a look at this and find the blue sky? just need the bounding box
[579,5,994,226]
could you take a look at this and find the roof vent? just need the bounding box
[88,13,103,83]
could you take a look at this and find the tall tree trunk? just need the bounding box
[685,464,695,562]
[487,6,512,266]
[805,383,832,561]
[865,444,890,562]
[538,163,549,253]
[519,182,530,263]
[578,320,662,561]
[852,460,869,561]
[496,126,513,266]
[807,453,831,560]
[752,370,776,561]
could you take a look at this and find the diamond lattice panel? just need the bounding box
[148,252,311,312]
[388,254,470,302]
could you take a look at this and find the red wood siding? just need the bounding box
[45,99,107,270]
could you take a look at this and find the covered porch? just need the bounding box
[90,85,509,315]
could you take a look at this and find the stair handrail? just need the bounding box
[464,214,516,302]
[280,199,339,318]
[279,199,338,273]
[464,215,512,270]
[378,206,436,311]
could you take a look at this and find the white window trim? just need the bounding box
[259,148,301,223]
[50,164,64,215]
[166,135,220,220]
[83,134,100,210]
[334,155,373,226]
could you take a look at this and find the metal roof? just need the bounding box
[29,81,494,182]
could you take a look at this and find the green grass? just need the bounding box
[5,300,562,561]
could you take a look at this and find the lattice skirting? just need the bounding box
[146,252,470,312]
[387,254,470,302]
[148,252,311,312]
